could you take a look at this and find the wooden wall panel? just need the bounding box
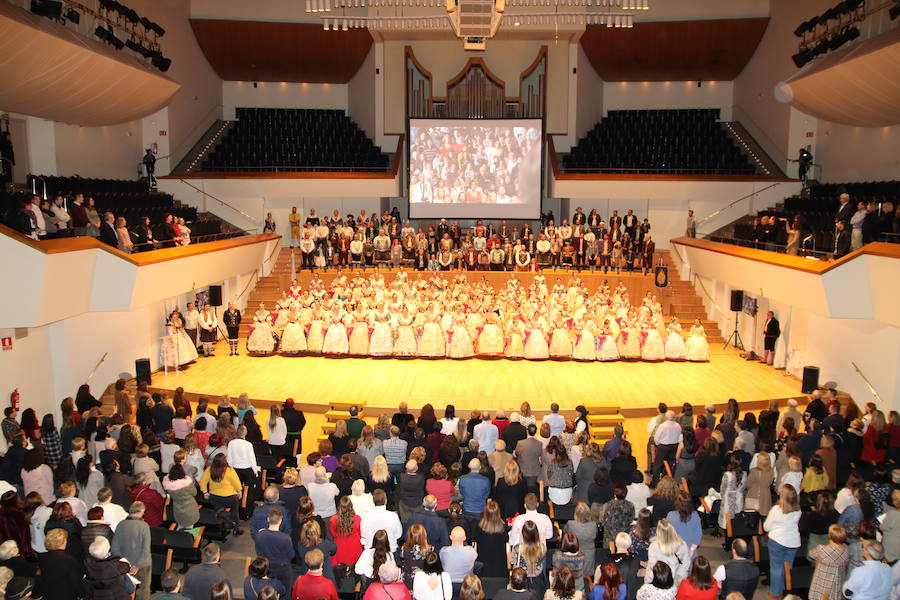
[189,19,372,83]
[580,18,769,82]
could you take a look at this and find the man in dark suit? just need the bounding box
[623,209,638,239]
[641,235,655,275]
[99,212,118,247]
[762,310,780,365]
[609,210,622,234]
[403,495,449,550]
[834,220,851,259]
[835,193,853,228]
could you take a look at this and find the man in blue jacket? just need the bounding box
[458,458,491,519]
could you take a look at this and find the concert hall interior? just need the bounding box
[1,0,899,599]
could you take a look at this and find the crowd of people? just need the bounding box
[237,273,709,361]
[0,386,898,600]
[8,192,190,253]
[279,207,656,274]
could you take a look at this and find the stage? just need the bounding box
[150,339,801,415]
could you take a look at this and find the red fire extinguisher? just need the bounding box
[10,388,19,412]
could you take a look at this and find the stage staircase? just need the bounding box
[585,401,624,444]
[318,400,368,442]
[657,251,725,345]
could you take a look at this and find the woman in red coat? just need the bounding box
[129,473,165,527]
[860,409,888,464]
[328,496,363,568]
[676,555,719,600]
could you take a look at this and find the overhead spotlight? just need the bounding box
[151,23,166,36]
[65,8,80,23]
[151,56,171,72]
[30,0,63,20]
[98,0,116,10]
[793,20,812,37]
[891,2,900,20]
[125,38,142,52]
[140,16,153,29]
[107,32,125,50]
[94,25,108,40]
[792,48,813,69]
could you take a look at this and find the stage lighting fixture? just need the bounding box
[94,25,108,40]
[792,48,813,68]
[107,34,125,50]
[151,56,171,72]
[151,23,166,37]
[793,20,811,37]
[125,39,141,52]
[140,16,152,29]
[99,0,116,10]
[65,8,80,23]
[891,2,900,20]
[30,0,63,20]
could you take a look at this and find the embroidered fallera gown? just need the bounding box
[247,310,277,354]
[665,322,687,361]
[686,324,710,362]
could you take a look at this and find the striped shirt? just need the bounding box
[383,437,408,465]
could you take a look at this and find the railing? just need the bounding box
[705,235,832,260]
[559,166,759,175]
[169,104,226,168]
[694,182,785,227]
[174,179,261,228]
[730,104,790,170]
[851,361,883,404]
[130,229,252,252]
[196,164,393,173]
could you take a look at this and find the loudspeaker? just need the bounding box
[802,366,820,394]
[135,358,151,385]
[730,290,744,312]
[208,285,222,307]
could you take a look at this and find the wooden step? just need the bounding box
[587,415,623,426]
[330,399,367,410]
[325,409,350,421]
[585,402,621,414]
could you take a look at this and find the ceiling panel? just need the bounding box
[190,19,373,83]
[581,18,770,82]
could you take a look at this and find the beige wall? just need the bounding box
[54,121,143,179]
[603,80,734,119]
[573,42,603,149]
[223,81,349,120]
[348,46,378,142]
[815,121,900,183]
[382,39,570,136]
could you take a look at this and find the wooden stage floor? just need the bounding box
[152,340,802,415]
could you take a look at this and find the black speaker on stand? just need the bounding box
[802,366,820,394]
[724,290,745,350]
[135,358,151,385]
[208,285,223,307]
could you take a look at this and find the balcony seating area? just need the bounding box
[202,108,390,172]
[562,109,756,175]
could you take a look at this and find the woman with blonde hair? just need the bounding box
[349,479,375,515]
[236,394,257,426]
[357,426,384,467]
[565,502,598,574]
[510,520,547,596]
[495,459,527,520]
[367,455,395,499]
[644,519,690,585]
[807,524,850,600]
[781,456,803,494]
[278,467,306,520]
[459,573,484,600]
[267,405,287,460]
[329,420,351,457]
[519,402,536,430]
[763,484,801,597]
[647,476,678,526]
[744,452,774,516]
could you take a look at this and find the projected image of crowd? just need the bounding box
[408,125,541,206]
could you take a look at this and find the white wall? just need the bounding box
[348,46,377,142]
[815,121,900,183]
[603,81,734,120]
[222,81,349,120]
[572,42,604,149]
[54,121,143,179]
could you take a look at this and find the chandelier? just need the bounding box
[306,0,648,46]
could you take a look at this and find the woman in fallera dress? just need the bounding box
[476,313,504,357]
[279,310,307,355]
[664,317,687,361]
[620,319,642,360]
[369,305,395,357]
[524,318,550,360]
[572,319,597,362]
[306,305,326,354]
[322,307,350,355]
[162,311,199,368]
[447,306,474,359]
[597,320,619,362]
[641,317,665,362]
[685,319,710,362]
[549,316,573,359]
[504,317,526,359]
[417,310,446,358]
[393,308,418,357]
[274,293,292,330]
[347,305,371,357]
[247,303,277,355]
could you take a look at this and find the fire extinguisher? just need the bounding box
[10,388,19,412]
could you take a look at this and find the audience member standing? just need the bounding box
[183,544,231,600]
[110,502,151,600]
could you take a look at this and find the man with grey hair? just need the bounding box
[473,412,499,454]
[458,458,490,519]
[501,412,527,453]
[383,426,408,478]
[843,540,892,600]
[376,562,408,597]
[404,494,450,550]
[111,502,151,600]
[651,410,683,484]
[226,425,260,502]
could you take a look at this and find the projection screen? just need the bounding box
[408,118,542,219]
